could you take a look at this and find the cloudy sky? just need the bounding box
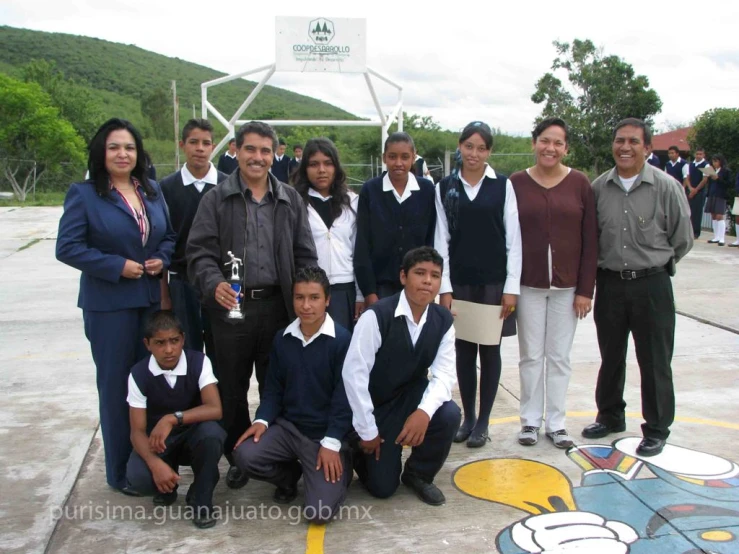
[3,0,739,135]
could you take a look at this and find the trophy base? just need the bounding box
[227,308,245,320]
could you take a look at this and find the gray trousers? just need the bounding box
[233,418,351,523]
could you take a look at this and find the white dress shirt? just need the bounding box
[382,171,422,204]
[127,354,218,408]
[342,291,457,441]
[182,162,219,193]
[434,164,522,295]
[665,158,690,180]
[255,314,342,452]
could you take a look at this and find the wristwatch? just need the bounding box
[174,411,184,426]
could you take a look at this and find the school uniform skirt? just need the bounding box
[704,196,727,216]
[452,282,517,338]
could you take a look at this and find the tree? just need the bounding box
[0,74,86,200]
[141,86,174,140]
[531,39,662,174]
[22,59,105,142]
[691,108,739,177]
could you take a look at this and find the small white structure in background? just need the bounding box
[202,17,403,165]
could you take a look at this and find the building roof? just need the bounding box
[651,127,691,153]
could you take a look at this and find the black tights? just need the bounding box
[455,339,502,434]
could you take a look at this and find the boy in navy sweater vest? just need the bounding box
[343,247,461,506]
[126,311,226,529]
[354,133,436,305]
[232,266,353,523]
[160,119,228,360]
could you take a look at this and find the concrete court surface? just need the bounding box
[0,206,738,554]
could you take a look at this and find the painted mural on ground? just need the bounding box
[453,437,739,553]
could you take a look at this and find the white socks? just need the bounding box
[717,220,726,243]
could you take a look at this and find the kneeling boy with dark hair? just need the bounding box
[343,246,461,505]
[126,310,225,529]
[233,266,353,523]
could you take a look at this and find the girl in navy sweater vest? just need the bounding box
[294,138,364,330]
[435,121,522,448]
[354,132,436,306]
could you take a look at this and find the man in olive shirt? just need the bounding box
[582,118,693,457]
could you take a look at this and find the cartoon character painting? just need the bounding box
[453,437,739,553]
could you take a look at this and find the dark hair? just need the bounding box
[384,132,416,153]
[87,118,156,198]
[460,121,494,150]
[235,121,278,152]
[181,118,214,142]
[143,310,184,339]
[694,146,705,153]
[293,144,303,151]
[401,246,443,275]
[613,118,652,146]
[278,138,286,146]
[293,266,330,298]
[667,145,680,153]
[711,154,728,169]
[294,138,354,221]
[228,138,236,145]
[532,117,569,144]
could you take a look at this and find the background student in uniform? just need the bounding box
[354,132,436,306]
[343,247,461,506]
[288,143,303,183]
[435,120,521,449]
[125,311,225,529]
[217,138,239,175]
[271,138,291,184]
[510,117,597,449]
[160,118,228,362]
[56,118,175,493]
[705,154,731,246]
[294,137,364,330]
[233,267,352,523]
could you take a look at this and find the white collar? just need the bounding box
[276,155,283,162]
[693,158,706,165]
[394,290,429,328]
[382,172,421,193]
[182,162,218,186]
[460,164,497,188]
[283,313,336,346]
[225,152,237,159]
[308,188,332,202]
[667,157,684,166]
[147,353,187,377]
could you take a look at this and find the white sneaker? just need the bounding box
[546,429,574,449]
[518,426,539,446]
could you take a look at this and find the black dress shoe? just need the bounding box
[273,484,298,504]
[226,465,250,489]
[191,506,217,529]
[581,421,626,439]
[153,490,178,506]
[119,486,142,497]
[401,472,445,506]
[636,437,666,457]
[466,429,490,448]
[453,420,476,443]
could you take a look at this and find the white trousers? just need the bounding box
[517,286,578,432]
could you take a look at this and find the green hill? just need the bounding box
[0,25,359,159]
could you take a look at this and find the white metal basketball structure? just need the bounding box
[201,17,402,166]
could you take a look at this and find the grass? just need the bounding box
[0,191,66,206]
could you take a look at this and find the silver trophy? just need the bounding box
[225,251,244,320]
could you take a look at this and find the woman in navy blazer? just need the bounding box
[56,118,175,492]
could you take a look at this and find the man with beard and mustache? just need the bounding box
[187,121,318,491]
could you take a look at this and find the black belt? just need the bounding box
[603,267,666,280]
[242,286,281,300]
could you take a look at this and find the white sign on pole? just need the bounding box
[275,17,367,73]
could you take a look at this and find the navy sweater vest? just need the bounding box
[439,174,508,285]
[272,156,291,184]
[666,160,687,184]
[368,293,453,410]
[354,176,436,294]
[255,325,353,441]
[689,160,708,187]
[131,350,204,433]
[160,170,227,275]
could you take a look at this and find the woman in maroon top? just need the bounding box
[510,118,597,449]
